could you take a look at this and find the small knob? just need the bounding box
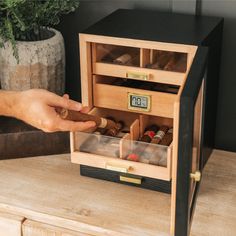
[190,171,201,182]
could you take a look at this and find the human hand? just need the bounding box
[14,89,96,132]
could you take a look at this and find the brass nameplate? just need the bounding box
[126,71,150,81]
[120,175,142,185]
[128,92,151,112]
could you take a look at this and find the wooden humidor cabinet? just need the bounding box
[70,9,223,236]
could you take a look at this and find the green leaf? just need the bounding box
[0,0,79,61]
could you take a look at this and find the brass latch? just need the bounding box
[106,163,130,173]
[126,71,150,81]
[190,171,201,182]
[120,175,142,185]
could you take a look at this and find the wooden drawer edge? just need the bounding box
[71,152,171,181]
[93,62,185,86]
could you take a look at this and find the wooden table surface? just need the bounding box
[0,150,235,236]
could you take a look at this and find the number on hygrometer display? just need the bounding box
[130,95,148,108]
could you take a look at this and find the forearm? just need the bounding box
[0,90,20,117]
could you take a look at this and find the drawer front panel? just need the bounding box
[80,165,172,194]
[72,152,171,181]
[93,83,176,118]
[93,62,185,86]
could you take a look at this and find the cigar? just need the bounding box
[146,128,173,166]
[141,126,169,165]
[140,125,159,143]
[150,126,169,144]
[146,52,175,69]
[146,61,161,69]
[58,108,118,130]
[95,128,108,135]
[164,54,178,71]
[101,48,124,63]
[126,125,159,162]
[105,121,124,137]
[159,128,173,146]
[172,54,187,72]
[116,131,128,138]
[113,53,132,65]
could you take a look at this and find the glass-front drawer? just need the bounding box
[71,108,173,180]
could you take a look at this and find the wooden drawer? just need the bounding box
[71,108,173,181]
[92,43,187,86]
[23,220,91,236]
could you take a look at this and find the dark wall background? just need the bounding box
[57,0,236,152]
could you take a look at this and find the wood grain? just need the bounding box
[0,155,171,236]
[0,150,235,235]
[23,220,91,236]
[191,150,236,236]
[0,211,24,236]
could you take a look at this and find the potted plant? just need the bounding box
[0,0,79,95]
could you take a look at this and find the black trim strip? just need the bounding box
[175,47,208,236]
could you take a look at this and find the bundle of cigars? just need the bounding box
[58,108,172,167]
[146,51,187,72]
[99,46,186,72]
[126,125,172,167]
[100,46,140,66]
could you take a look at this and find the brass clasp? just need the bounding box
[190,171,201,182]
[126,71,150,81]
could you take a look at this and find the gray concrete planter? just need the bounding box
[0,28,65,95]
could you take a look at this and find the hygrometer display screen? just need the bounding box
[128,93,151,112]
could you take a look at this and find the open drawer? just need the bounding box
[71,108,173,181]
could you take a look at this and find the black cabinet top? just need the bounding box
[83,9,223,45]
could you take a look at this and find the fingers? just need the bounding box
[49,95,82,112]
[63,94,69,99]
[63,94,90,114]
[80,106,90,113]
[41,117,96,133]
[58,120,96,132]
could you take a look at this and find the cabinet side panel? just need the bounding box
[79,34,93,108]
[201,20,224,165]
